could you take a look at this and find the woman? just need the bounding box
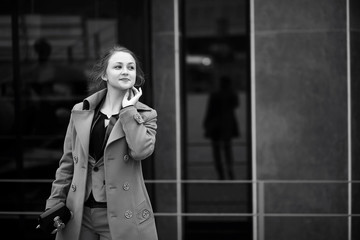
[45,45,158,240]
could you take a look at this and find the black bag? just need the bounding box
[36,202,72,234]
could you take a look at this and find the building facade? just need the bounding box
[0,0,359,239]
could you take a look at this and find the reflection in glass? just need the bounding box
[353,216,360,240]
[203,76,240,180]
[184,182,251,214]
[184,0,250,181]
[0,1,121,180]
[0,181,51,212]
[0,2,143,240]
[183,0,251,239]
[184,216,252,239]
[155,216,178,240]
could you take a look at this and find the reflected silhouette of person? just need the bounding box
[24,38,87,135]
[203,76,239,180]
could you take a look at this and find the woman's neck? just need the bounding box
[101,88,125,117]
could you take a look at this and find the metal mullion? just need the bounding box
[346,0,352,239]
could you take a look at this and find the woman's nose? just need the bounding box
[121,68,129,75]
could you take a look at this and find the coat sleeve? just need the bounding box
[45,114,74,210]
[119,106,157,161]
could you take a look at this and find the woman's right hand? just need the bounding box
[122,87,142,108]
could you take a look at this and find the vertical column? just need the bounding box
[254,0,348,239]
[346,0,351,239]
[151,0,179,239]
[350,0,360,239]
[152,0,177,179]
[250,1,258,240]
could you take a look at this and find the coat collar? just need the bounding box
[72,88,151,155]
[82,88,152,112]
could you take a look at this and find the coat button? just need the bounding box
[134,114,144,124]
[124,210,133,219]
[73,156,78,164]
[142,209,150,219]
[93,166,99,172]
[71,184,76,192]
[123,155,129,162]
[123,182,130,191]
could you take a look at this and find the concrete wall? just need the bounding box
[255,0,349,239]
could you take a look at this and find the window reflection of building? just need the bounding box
[184,0,252,238]
[0,0,252,239]
[203,76,240,180]
[22,37,88,135]
[0,10,118,210]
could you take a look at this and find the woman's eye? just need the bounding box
[114,65,122,69]
[128,65,135,70]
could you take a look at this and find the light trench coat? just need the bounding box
[46,89,158,240]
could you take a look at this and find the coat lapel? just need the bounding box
[106,118,125,146]
[106,102,150,146]
[71,89,107,153]
[72,110,94,154]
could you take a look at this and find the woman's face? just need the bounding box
[103,51,136,91]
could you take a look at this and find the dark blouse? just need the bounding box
[89,107,119,161]
[86,100,120,205]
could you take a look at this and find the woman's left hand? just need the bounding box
[122,87,142,108]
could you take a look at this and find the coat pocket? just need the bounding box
[135,200,154,225]
[135,200,158,240]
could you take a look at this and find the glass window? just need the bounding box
[0,1,152,239]
[183,0,252,238]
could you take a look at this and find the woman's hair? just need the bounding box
[88,45,145,93]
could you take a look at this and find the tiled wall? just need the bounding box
[254,0,349,239]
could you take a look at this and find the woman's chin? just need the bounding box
[119,82,134,89]
[113,84,133,91]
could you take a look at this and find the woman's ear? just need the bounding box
[101,75,107,81]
